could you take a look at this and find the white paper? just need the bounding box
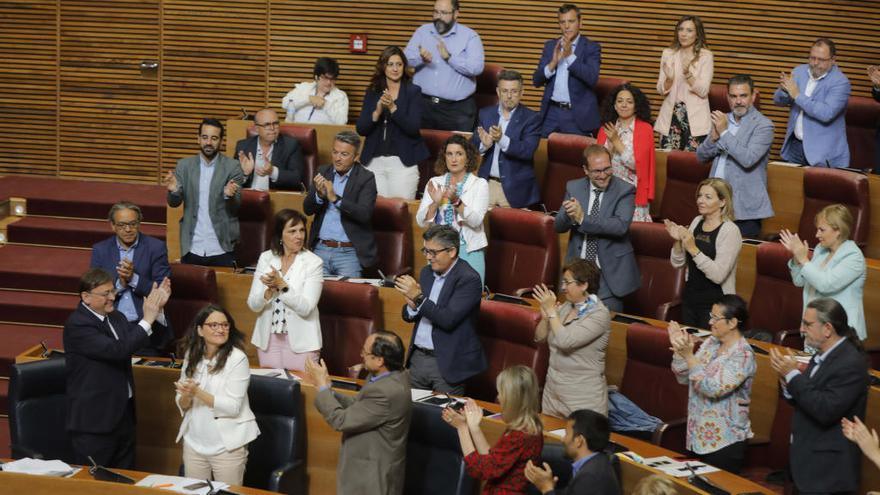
[547,428,566,440]
[346,278,381,286]
[1,458,76,477]
[135,474,230,494]
[642,456,720,477]
[411,388,434,402]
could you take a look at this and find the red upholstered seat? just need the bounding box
[742,397,794,488]
[622,222,684,321]
[797,167,870,247]
[466,300,547,403]
[166,263,218,342]
[416,129,455,199]
[235,189,271,268]
[594,77,628,110]
[474,63,504,109]
[657,151,710,226]
[247,124,318,190]
[844,95,880,171]
[369,197,412,278]
[748,242,803,336]
[541,133,592,213]
[318,281,382,376]
[0,324,63,376]
[0,416,9,458]
[708,83,762,113]
[619,323,689,453]
[7,216,166,248]
[485,208,559,296]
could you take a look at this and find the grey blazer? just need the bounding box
[315,370,413,495]
[696,107,775,221]
[555,176,640,298]
[167,154,244,256]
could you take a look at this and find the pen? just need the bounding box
[152,483,174,488]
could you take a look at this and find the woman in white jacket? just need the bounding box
[175,305,260,485]
[247,209,324,370]
[416,134,489,283]
[282,57,349,125]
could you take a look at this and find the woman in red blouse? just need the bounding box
[442,365,544,494]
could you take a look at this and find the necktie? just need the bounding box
[583,189,602,262]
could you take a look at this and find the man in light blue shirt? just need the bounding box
[404,0,484,131]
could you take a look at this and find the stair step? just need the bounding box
[7,216,166,248]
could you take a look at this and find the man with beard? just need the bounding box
[696,74,774,239]
[774,38,851,168]
[164,118,244,267]
[404,0,484,132]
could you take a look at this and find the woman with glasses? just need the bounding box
[247,208,323,371]
[356,45,429,199]
[667,294,756,473]
[416,134,489,283]
[282,57,349,125]
[175,304,260,485]
[664,178,741,329]
[532,258,610,418]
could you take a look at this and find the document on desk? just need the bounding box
[250,368,302,381]
[642,456,720,477]
[136,474,229,494]
[0,458,78,477]
[411,388,434,402]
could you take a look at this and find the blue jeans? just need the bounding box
[313,244,362,278]
[458,246,485,287]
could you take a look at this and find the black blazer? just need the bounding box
[356,81,429,166]
[63,303,150,434]
[548,453,620,495]
[234,134,305,190]
[403,259,487,385]
[787,338,868,493]
[303,163,378,268]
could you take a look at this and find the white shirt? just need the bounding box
[249,141,279,192]
[713,113,743,180]
[794,71,829,140]
[183,357,226,456]
[478,106,515,178]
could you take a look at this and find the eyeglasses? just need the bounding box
[560,278,577,286]
[88,289,117,298]
[421,247,453,257]
[114,221,139,230]
[586,166,613,177]
[707,313,728,323]
[318,74,337,82]
[255,121,280,128]
[809,56,832,63]
[203,322,230,330]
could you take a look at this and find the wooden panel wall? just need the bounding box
[0,0,878,180]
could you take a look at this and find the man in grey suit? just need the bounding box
[697,74,774,239]
[555,145,640,311]
[163,118,244,267]
[306,330,412,495]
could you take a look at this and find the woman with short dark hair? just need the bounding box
[282,56,349,125]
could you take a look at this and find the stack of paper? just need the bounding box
[135,474,230,494]
[1,458,77,477]
[642,456,720,477]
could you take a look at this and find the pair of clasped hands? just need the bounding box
[161,171,241,198]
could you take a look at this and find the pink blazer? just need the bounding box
[654,47,714,137]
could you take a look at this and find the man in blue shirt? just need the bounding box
[405,0,484,132]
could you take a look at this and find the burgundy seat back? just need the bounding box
[657,151,710,225]
[797,167,870,247]
[317,281,382,376]
[708,83,762,113]
[542,133,592,212]
[167,263,219,342]
[417,129,455,198]
[369,197,412,277]
[844,95,880,171]
[248,124,318,190]
[486,209,559,295]
[622,222,685,321]
[234,190,272,268]
[594,77,627,110]
[474,63,504,109]
[620,323,688,423]
[749,242,803,334]
[467,300,548,403]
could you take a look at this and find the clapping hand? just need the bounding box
[419,45,433,63]
[309,94,326,108]
[394,275,422,307]
[779,72,800,99]
[868,66,880,88]
[710,110,728,140]
[174,378,199,399]
[238,150,255,175]
[161,171,179,193]
[562,197,584,224]
[779,229,810,265]
[379,90,396,113]
[488,125,502,142]
[117,258,134,286]
[524,460,557,493]
[463,399,483,429]
[304,357,331,389]
[531,283,558,317]
[842,416,880,464]
[769,347,798,378]
[427,181,446,204]
[663,219,686,241]
[442,405,467,429]
[603,122,624,155]
[142,278,171,325]
[223,179,240,198]
[436,38,450,61]
[260,267,287,291]
[667,321,695,358]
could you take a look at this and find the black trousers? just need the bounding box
[691,439,747,474]
[70,399,136,469]
[182,251,236,268]
[420,95,476,132]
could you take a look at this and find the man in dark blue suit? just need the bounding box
[473,69,541,208]
[532,3,602,138]
[90,201,172,356]
[395,224,487,394]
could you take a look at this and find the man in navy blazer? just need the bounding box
[473,69,541,208]
[234,108,305,191]
[533,3,602,138]
[90,201,172,356]
[65,268,170,468]
[555,145,639,311]
[774,38,851,168]
[395,224,487,395]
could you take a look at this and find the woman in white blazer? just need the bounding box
[417,134,489,283]
[247,209,324,371]
[175,305,260,486]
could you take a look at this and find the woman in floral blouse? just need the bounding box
[442,365,543,494]
[667,294,756,473]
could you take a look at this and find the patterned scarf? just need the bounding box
[440,173,466,225]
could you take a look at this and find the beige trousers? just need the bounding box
[183,441,248,486]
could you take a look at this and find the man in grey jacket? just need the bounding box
[697,74,774,239]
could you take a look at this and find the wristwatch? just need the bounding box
[413,293,426,306]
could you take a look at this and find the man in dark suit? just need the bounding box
[394,224,487,395]
[90,201,172,356]
[532,3,602,138]
[525,409,620,495]
[473,69,541,209]
[306,331,412,495]
[555,145,640,311]
[770,298,869,495]
[234,108,305,191]
[303,130,377,278]
[64,268,170,468]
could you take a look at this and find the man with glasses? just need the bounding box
[404,0,484,131]
[90,202,172,356]
[234,108,305,191]
[64,268,171,469]
[774,38,851,168]
[555,145,639,311]
[394,224,486,394]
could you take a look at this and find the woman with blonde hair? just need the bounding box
[443,365,544,494]
[665,178,741,329]
[633,474,679,495]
